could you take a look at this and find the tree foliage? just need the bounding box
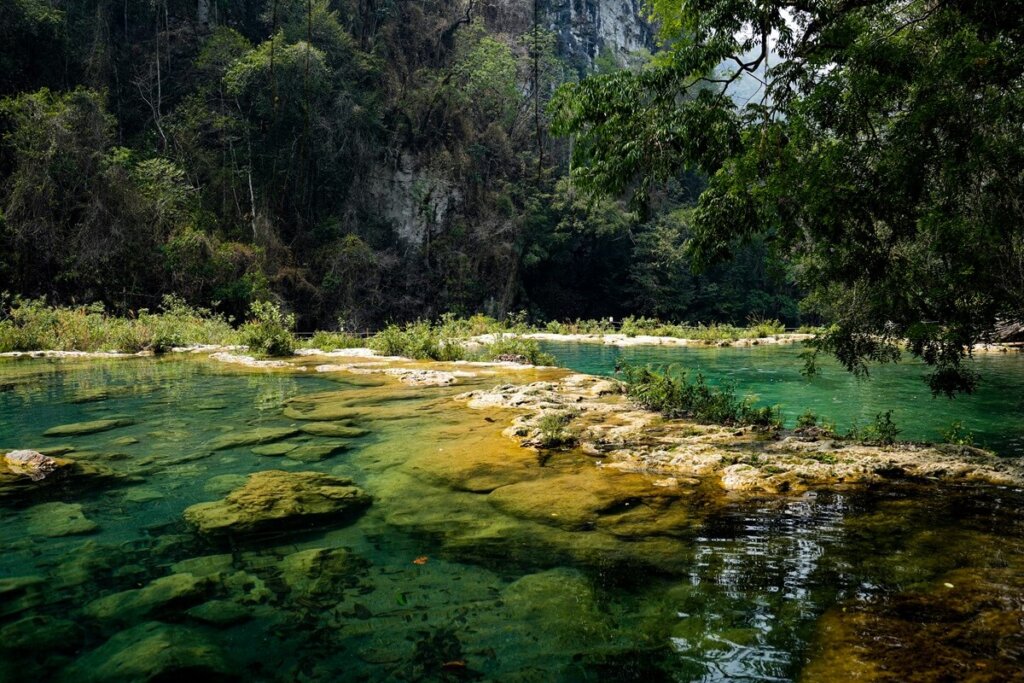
[553,0,1024,393]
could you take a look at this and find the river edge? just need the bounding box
[218,348,1024,494]
[3,345,1022,495]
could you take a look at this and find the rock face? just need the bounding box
[183,470,371,536]
[544,0,654,71]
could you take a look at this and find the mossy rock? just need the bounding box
[25,502,98,537]
[43,418,135,437]
[183,470,371,537]
[186,600,252,626]
[207,427,299,451]
[0,456,122,504]
[278,547,366,598]
[58,621,237,683]
[83,573,213,624]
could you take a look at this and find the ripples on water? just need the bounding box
[0,357,1021,682]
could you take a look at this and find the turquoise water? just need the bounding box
[0,357,1022,681]
[540,341,1024,456]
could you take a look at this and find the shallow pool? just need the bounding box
[0,356,1021,681]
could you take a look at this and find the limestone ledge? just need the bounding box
[455,373,1024,495]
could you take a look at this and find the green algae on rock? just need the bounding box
[279,547,366,598]
[83,573,212,624]
[58,621,237,683]
[285,442,349,463]
[298,422,370,438]
[0,454,122,503]
[207,426,300,451]
[251,442,300,457]
[43,418,135,437]
[25,502,98,537]
[184,470,371,536]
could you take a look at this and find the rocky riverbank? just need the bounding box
[455,373,1024,494]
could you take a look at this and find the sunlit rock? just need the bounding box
[0,453,121,502]
[3,450,58,481]
[183,470,371,536]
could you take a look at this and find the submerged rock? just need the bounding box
[183,470,371,536]
[58,621,237,683]
[251,442,299,457]
[298,422,370,439]
[25,502,98,537]
[500,569,611,646]
[803,565,1024,682]
[207,426,299,451]
[285,442,348,463]
[278,547,365,598]
[202,474,247,495]
[0,614,82,654]
[187,599,252,626]
[83,573,212,624]
[487,470,693,538]
[43,418,134,437]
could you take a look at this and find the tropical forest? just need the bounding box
[0,1,1022,681]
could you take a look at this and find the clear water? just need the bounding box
[540,341,1024,456]
[0,356,1022,682]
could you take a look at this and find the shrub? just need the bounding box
[536,410,578,448]
[240,300,295,357]
[369,321,465,361]
[301,330,365,351]
[940,420,974,447]
[796,409,818,429]
[144,295,235,352]
[618,363,783,428]
[848,410,901,445]
[479,334,555,366]
[0,293,236,353]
